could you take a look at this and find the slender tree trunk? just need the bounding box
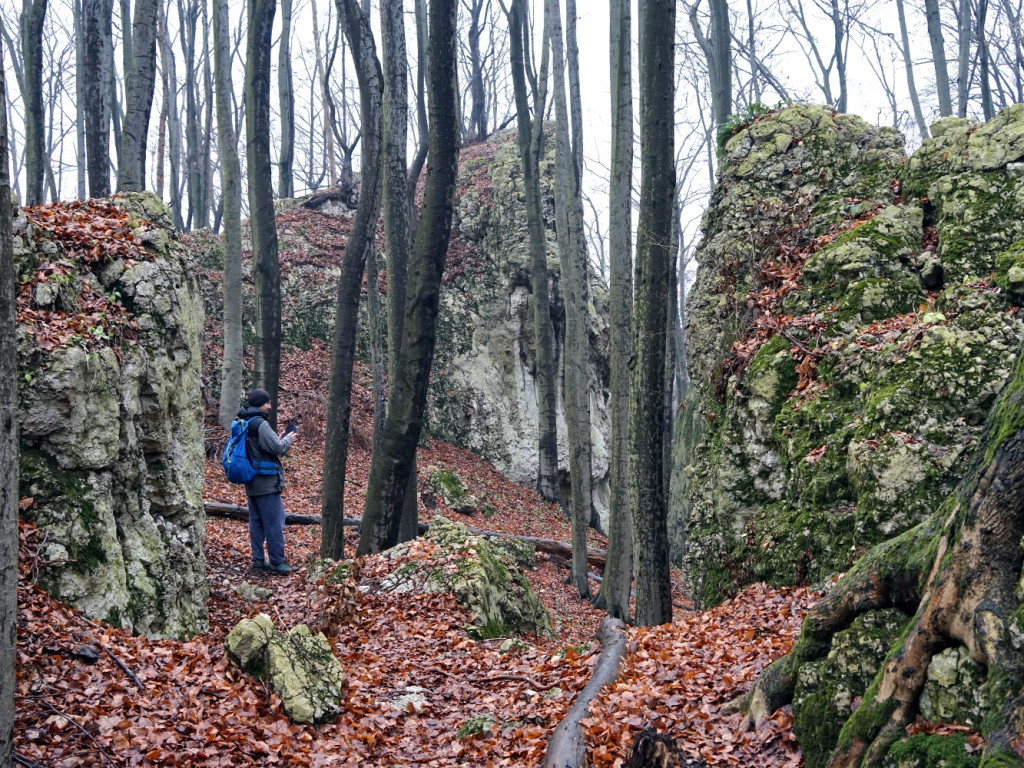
[507,0,560,504]
[83,0,112,197]
[107,13,121,178]
[830,0,846,113]
[359,0,459,556]
[547,0,592,600]
[406,0,428,229]
[278,0,294,198]
[745,0,760,102]
[977,0,994,119]
[311,0,337,188]
[200,1,213,228]
[631,0,674,628]
[181,0,201,229]
[924,0,952,116]
[895,0,929,142]
[246,0,281,424]
[74,0,86,198]
[321,0,383,561]
[155,39,167,199]
[21,0,47,205]
[0,38,17,768]
[467,0,487,142]
[160,13,185,229]
[119,0,160,191]
[215,0,244,429]
[594,0,633,621]
[957,0,971,116]
[709,0,731,125]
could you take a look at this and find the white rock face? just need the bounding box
[17,192,207,639]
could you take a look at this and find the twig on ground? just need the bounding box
[102,645,144,691]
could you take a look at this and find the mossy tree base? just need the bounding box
[733,349,1024,767]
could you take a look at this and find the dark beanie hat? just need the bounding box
[248,389,271,407]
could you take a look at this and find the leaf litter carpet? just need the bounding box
[15,351,814,766]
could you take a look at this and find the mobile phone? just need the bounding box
[285,423,299,435]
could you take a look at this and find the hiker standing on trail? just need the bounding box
[238,389,297,573]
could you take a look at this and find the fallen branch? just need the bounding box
[543,616,628,768]
[204,502,609,567]
[102,645,144,691]
[482,673,555,690]
[41,702,117,767]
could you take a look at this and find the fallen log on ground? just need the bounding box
[204,502,608,567]
[543,616,628,767]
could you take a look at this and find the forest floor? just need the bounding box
[15,343,814,767]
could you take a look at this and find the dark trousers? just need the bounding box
[248,493,286,565]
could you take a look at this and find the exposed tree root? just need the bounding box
[729,361,1024,767]
[543,617,628,768]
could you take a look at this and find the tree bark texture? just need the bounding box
[159,13,185,230]
[20,0,46,205]
[321,0,383,560]
[0,40,17,768]
[630,0,674,628]
[358,0,459,556]
[119,0,160,192]
[507,0,560,505]
[547,0,592,600]
[180,0,202,229]
[74,0,86,198]
[895,0,929,142]
[957,0,972,116]
[83,0,112,197]
[734,348,1024,766]
[594,0,633,622]
[466,0,488,142]
[708,0,731,126]
[214,0,244,430]
[278,0,294,198]
[245,0,281,423]
[924,0,953,116]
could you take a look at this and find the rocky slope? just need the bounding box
[674,103,1024,610]
[16,192,207,639]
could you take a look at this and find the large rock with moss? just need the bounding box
[16,192,207,638]
[225,615,344,724]
[382,515,554,639]
[674,104,1024,608]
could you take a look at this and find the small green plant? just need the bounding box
[716,101,781,156]
[467,616,512,640]
[456,714,496,739]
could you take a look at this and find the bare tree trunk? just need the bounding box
[83,0,112,197]
[507,0,560,504]
[321,0,383,560]
[895,0,929,142]
[406,0,428,226]
[155,32,167,199]
[924,0,952,116]
[310,0,338,188]
[21,0,46,205]
[160,12,185,229]
[631,0,674,628]
[119,0,160,191]
[0,38,17,768]
[215,0,244,429]
[593,0,633,621]
[957,0,971,116]
[278,0,294,198]
[246,0,281,423]
[977,0,995,119]
[359,0,459,555]
[74,0,86,198]
[180,0,201,228]
[466,0,487,142]
[200,0,213,227]
[709,0,732,125]
[547,0,592,600]
[107,14,121,178]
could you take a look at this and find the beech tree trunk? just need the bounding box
[214,0,243,430]
[359,0,459,556]
[631,0,675,628]
[406,0,428,229]
[83,0,112,197]
[547,0,592,600]
[180,0,201,229]
[507,0,560,505]
[957,0,971,117]
[735,349,1024,766]
[593,0,633,622]
[245,0,281,423]
[466,0,487,142]
[924,0,952,116]
[895,0,929,142]
[119,0,159,191]
[21,0,46,205]
[159,12,185,230]
[278,0,294,198]
[0,39,17,768]
[74,0,86,198]
[321,0,383,561]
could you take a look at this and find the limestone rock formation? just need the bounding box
[674,104,1024,608]
[16,192,207,638]
[225,615,345,724]
[380,515,554,639]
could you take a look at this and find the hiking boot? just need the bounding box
[252,559,271,570]
[269,561,291,574]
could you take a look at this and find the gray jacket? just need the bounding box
[236,406,296,497]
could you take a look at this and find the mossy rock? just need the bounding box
[266,624,345,724]
[994,240,1024,302]
[429,469,479,514]
[793,608,910,768]
[883,734,981,768]
[919,646,989,729]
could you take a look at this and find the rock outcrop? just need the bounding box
[674,104,1024,608]
[17,193,207,638]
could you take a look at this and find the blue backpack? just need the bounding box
[222,417,279,484]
